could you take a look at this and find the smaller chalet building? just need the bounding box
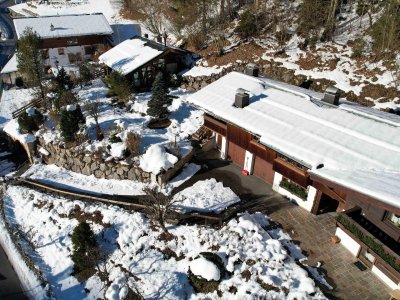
[13,13,113,71]
[188,71,400,290]
[99,35,190,89]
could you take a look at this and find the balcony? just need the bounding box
[336,208,400,283]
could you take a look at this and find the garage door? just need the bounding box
[253,156,275,184]
[228,141,245,167]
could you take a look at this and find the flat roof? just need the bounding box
[187,72,400,208]
[98,36,165,75]
[13,13,113,40]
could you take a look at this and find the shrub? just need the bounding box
[79,62,94,84]
[279,178,308,199]
[60,105,84,142]
[351,38,366,58]
[105,71,132,104]
[54,90,79,111]
[188,252,225,293]
[336,214,400,273]
[235,9,266,38]
[71,221,97,274]
[109,133,122,143]
[17,109,43,133]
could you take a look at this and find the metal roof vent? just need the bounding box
[235,88,250,108]
[245,63,259,77]
[323,87,340,106]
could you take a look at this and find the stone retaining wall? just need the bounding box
[181,60,336,93]
[37,138,195,185]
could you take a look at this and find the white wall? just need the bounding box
[46,44,98,68]
[272,172,316,212]
[220,136,228,159]
[335,227,361,256]
[371,265,399,290]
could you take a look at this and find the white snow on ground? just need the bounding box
[168,163,201,189]
[183,64,226,77]
[0,88,34,127]
[22,164,151,196]
[173,179,240,213]
[139,144,178,175]
[3,119,36,144]
[190,256,220,281]
[4,185,327,300]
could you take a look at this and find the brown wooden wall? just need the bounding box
[40,35,108,49]
[227,124,252,149]
[273,158,310,188]
[204,114,227,136]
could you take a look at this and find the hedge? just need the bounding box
[336,214,400,273]
[279,178,308,200]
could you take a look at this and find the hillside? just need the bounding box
[123,0,400,113]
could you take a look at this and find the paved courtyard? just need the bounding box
[180,150,392,299]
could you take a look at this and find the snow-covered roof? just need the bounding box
[13,13,113,40]
[187,72,400,208]
[98,36,165,75]
[0,54,17,74]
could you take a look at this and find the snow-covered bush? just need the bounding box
[17,108,43,133]
[188,252,226,293]
[59,104,84,142]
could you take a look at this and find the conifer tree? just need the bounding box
[59,104,84,142]
[147,72,171,119]
[16,27,46,99]
[71,221,97,273]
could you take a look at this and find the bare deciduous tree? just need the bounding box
[85,99,103,140]
[144,187,183,236]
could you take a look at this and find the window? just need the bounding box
[58,48,65,55]
[67,39,78,46]
[386,212,400,227]
[84,46,95,55]
[68,53,82,64]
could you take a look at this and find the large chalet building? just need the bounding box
[188,69,400,290]
[13,13,113,72]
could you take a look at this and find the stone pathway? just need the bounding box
[267,205,391,299]
[187,150,392,299]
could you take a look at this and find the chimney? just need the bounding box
[245,63,259,77]
[50,24,55,31]
[144,33,149,39]
[235,88,250,108]
[156,34,162,43]
[323,87,340,106]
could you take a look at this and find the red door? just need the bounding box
[228,141,245,167]
[253,156,275,184]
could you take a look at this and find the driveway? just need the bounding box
[179,149,391,299]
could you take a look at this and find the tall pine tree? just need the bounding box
[16,27,46,99]
[147,72,171,119]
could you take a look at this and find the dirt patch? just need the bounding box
[119,5,145,21]
[359,84,400,102]
[297,53,338,71]
[59,204,109,226]
[202,43,265,67]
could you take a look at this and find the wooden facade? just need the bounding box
[40,35,109,49]
[203,113,400,290]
